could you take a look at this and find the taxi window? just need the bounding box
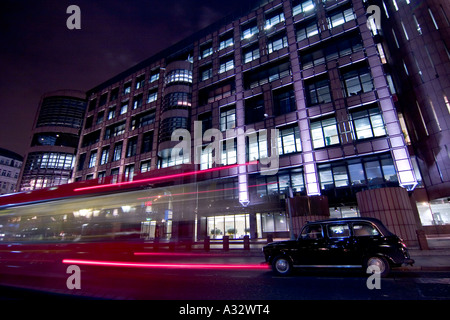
[301,225,323,239]
[327,224,350,238]
[353,223,380,237]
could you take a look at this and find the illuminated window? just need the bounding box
[113,142,123,162]
[340,63,373,97]
[243,44,260,64]
[147,89,158,103]
[219,56,234,73]
[220,106,236,131]
[241,20,258,40]
[265,7,285,30]
[219,31,234,50]
[267,32,288,54]
[305,75,332,106]
[349,106,386,140]
[293,0,315,16]
[310,116,340,149]
[327,7,355,29]
[296,19,319,41]
[278,125,301,155]
[88,150,97,168]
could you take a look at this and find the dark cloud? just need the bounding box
[0,0,248,156]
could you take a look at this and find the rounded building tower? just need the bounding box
[18,90,86,191]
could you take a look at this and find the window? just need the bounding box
[107,106,116,120]
[88,150,97,168]
[149,69,160,83]
[256,168,305,197]
[273,86,296,115]
[265,7,285,30]
[293,0,315,16]
[353,223,380,237]
[126,136,138,158]
[198,112,212,134]
[132,94,143,110]
[124,164,135,182]
[328,224,350,238]
[245,96,265,125]
[222,139,237,165]
[123,82,131,95]
[113,142,123,162]
[296,19,319,41]
[96,111,104,125]
[244,58,291,89]
[267,32,288,54]
[130,110,155,130]
[199,79,236,105]
[165,69,193,85]
[141,131,153,154]
[301,31,363,69]
[162,92,192,111]
[140,160,151,173]
[104,121,126,139]
[200,42,213,59]
[247,130,268,161]
[159,117,188,142]
[100,147,109,165]
[219,31,234,50]
[220,106,236,131]
[241,20,258,40]
[301,224,323,239]
[319,164,349,190]
[327,7,356,29]
[278,125,301,155]
[158,148,189,168]
[219,56,234,73]
[243,44,260,64]
[147,89,158,103]
[350,106,386,140]
[310,116,340,148]
[120,101,128,115]
[135,75,145,90]
[111,168,120,183]
[305,75,332,106]
[200,65,213,81]
[341,63,373,96]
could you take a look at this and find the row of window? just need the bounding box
[253,153,398,199]
[79,132,154,171]
[199,0,355,61]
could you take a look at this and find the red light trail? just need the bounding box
[62,259,269,270]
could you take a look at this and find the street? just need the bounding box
[1,262,449,300]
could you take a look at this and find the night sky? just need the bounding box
[0,0,251,157]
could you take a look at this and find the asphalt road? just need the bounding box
[1,266,449,301]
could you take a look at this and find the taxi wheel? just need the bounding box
[365,256,391,278]
[272,255,292,276]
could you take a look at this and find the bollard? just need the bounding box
[243,235,250,250]
[223,236,229,251]
[267,234,273,244]
[204,236,210,251]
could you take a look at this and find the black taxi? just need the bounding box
[263,217,414,277]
